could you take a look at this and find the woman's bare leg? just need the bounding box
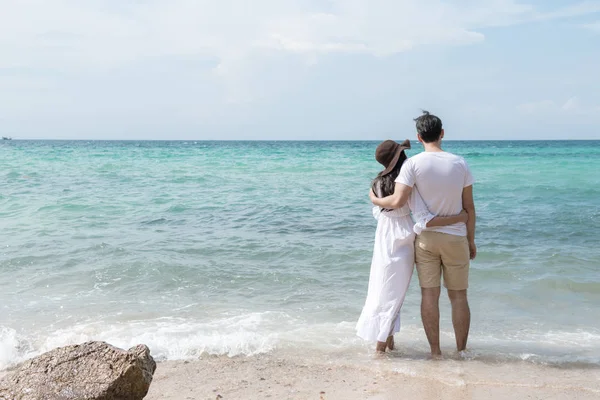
[376,341,387,353]
[386,335,395,351]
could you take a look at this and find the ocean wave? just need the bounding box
[529,277,600,294]
[0,313,362,370]
[2,314,600,371]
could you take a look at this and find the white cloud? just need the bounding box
[536,2,600,21]
[1,0,599,138]
[1,0,598,72]
[517,100,557,115]
[583,20,600,32]
[561,97,581,111]
[518,97,600,116]
[1,0,596,105]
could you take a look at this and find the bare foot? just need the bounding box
[386,335,394,351]
[376,341,387,353]
[430,352,443,360]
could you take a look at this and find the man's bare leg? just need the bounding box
[448,289,470,352]
[421,287,442,357]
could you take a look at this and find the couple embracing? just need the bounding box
[356,111,476,357]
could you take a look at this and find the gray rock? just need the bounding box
[0,341,156,400]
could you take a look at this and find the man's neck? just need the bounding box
[422,140,444,152]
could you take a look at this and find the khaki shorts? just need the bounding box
[415,231,470,290]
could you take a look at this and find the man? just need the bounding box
[369,111,476,358]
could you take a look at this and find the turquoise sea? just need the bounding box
[1,140,599,369]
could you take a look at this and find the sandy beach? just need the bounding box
[145,353,600,400]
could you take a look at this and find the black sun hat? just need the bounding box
[375,139,411,176]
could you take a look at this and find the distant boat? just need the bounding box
[2,137,12,140]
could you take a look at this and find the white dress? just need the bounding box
[356,186,435,343]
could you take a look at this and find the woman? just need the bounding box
[356,139,468,353]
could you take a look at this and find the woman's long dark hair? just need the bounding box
[372,152,407,198]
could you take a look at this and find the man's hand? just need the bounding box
[369,183,412,210]
[468,241,477,260]
[462,185,476,260]
[369,188,378,205]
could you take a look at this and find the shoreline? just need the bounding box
[3,344,600,399]
[145,353,600,400]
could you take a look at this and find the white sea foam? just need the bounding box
[0,313,362,370]
[2,313,600,371]
[0,327,21,370]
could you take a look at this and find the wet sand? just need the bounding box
[145,354,600,400]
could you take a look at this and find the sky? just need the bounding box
[0,0,599,140]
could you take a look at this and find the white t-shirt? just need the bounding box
[395,151,474,236]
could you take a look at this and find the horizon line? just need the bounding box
[3,138,600,142]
